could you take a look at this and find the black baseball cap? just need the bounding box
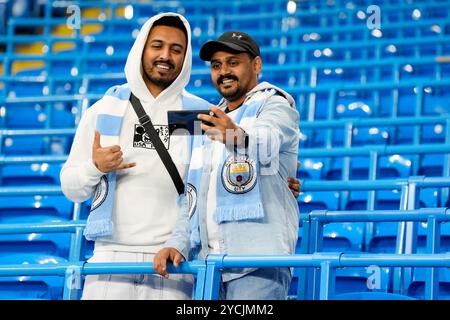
[199,30,261,61]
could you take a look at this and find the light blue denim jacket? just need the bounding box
[165,82,300,281]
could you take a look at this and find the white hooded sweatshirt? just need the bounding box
[60,13,202,253]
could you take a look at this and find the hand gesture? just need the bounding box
[92,131,136,173]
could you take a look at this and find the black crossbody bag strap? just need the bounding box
[129,93,185,195]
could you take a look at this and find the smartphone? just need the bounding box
[167,110,215,135]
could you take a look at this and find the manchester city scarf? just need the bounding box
[84,86,211,241]
[83,84,130,241]
[187,88,281,248]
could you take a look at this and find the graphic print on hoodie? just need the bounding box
[133,123,170,150]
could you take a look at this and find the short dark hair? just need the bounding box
[152,16,188,43]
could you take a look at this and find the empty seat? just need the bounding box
[334,291,415,300]
[298,191,339,214]
[1,163,64,186]
[0,195,74,221]
[407,267,450,300]
[424,88,450,115]
[0,254,65,300]
[297,158,324,180]
[325,156,411,181]
[368,220,450,253]
[419,154,446,177]
[323,222,365,252]
[334,267,391,296]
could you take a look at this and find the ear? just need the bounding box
[253,56,262,74]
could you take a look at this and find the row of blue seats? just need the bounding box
[0,146,446,184]
[2,259,447,299]
[0,154,444,184]
[0,123,446,153]
[221,6,450,30]
[289,266,450,300]
[0,186,448,255]
[1,201,449,300]
[7,15,450,45]
[3,34,449,70]
[4,56,448,87]
[40,1,450,29]
[2,86,448,127]
[0,109,447,150]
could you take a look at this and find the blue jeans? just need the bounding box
[219,267,291,300]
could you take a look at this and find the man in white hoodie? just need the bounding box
[60,13,208,300]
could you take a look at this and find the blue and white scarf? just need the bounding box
[84,85,210,241]
[187,88,281,248]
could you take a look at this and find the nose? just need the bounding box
[159,47,171,61]
[219,63,230,74]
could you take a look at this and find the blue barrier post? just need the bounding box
[308,215,324,300]
[192,260,208,300]
[403,176,422,291]
[203,254,225,300]
[65,203,85,300]
[296,213,311,300]
[319,261,335,300]
[425,215,441,300]
[441,118,450,205]
[364,150,379,250]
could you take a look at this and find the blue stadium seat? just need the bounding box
[345,190,401,211]
[368,220,450,253]
[0,232,71,259]
[419,188,440,208]
[396,88,417,116]
[0,254,65,300]
[0,195,74,221]
[424,87,450,115]
[297,158,323,180]
[352,126,391,146]
[419,154,445,176]
[334,291,415,300]
[3,104,47,129]
[407,267,450,300]
[335,94,374,119]
[87,77,125,94]
[323,222,365,252]
[317,67,362,85]
[333,266,391,296]
[3,135,72,155]
[422,124,446,144]
[325,156,411,181]
[1,163,63,186]
[298,191,339,214]
[85,59,126,74]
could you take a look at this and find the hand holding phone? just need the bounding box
[197,106,243,145]
[167,110,216,135]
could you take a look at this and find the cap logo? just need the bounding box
[232,33,243,40]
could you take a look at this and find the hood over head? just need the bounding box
[124,12,192,103]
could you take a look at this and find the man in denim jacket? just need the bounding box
[154,31,300,300]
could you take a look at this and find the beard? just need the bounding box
[215,74,247,102]
[218,85,247,102]
[142,67,175,89]
[142,59,178,89]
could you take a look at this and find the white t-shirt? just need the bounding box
[206,108,239,253]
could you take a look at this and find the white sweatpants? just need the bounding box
[81,251,194,300]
